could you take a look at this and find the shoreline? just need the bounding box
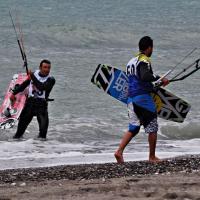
[0,155,200,199]
[0,154,199,184]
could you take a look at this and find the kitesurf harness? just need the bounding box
[28,70,50,99]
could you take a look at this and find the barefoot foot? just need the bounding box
[149,156,162,163]
[114,150,124,163]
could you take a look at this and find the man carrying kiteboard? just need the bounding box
[10,59,55,140]
[114,36,169,163]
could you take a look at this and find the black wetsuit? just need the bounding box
[13,72,55,139]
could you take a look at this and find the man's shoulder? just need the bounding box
[137,60,150,68]
[127,56,139,66]
[48,76,56,84]
[138,54,151,64]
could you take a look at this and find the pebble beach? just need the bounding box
[0,155,200,199]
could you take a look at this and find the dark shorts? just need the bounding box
[127,94,158,134]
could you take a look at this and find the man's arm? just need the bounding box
[30,73,55,91]
[138,62,160,82]
[12,79,30,95]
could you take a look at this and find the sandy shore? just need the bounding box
[0,155,200,200]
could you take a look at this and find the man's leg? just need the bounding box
[148,132,160,162]
[13,106,33,139]
[114,102,140,163]
[114,130,138,163]
[144,118,160,163]
[133,96,160,163]
[37,110,49,139]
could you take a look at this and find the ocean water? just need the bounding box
[0,0,200,169]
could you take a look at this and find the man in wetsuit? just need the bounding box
[10,59,55,140]
[114,36,169,163]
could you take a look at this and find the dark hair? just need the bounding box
[39,59,51,67]
[139,36,153,52]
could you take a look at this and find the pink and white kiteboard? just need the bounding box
[0,73,28,129]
